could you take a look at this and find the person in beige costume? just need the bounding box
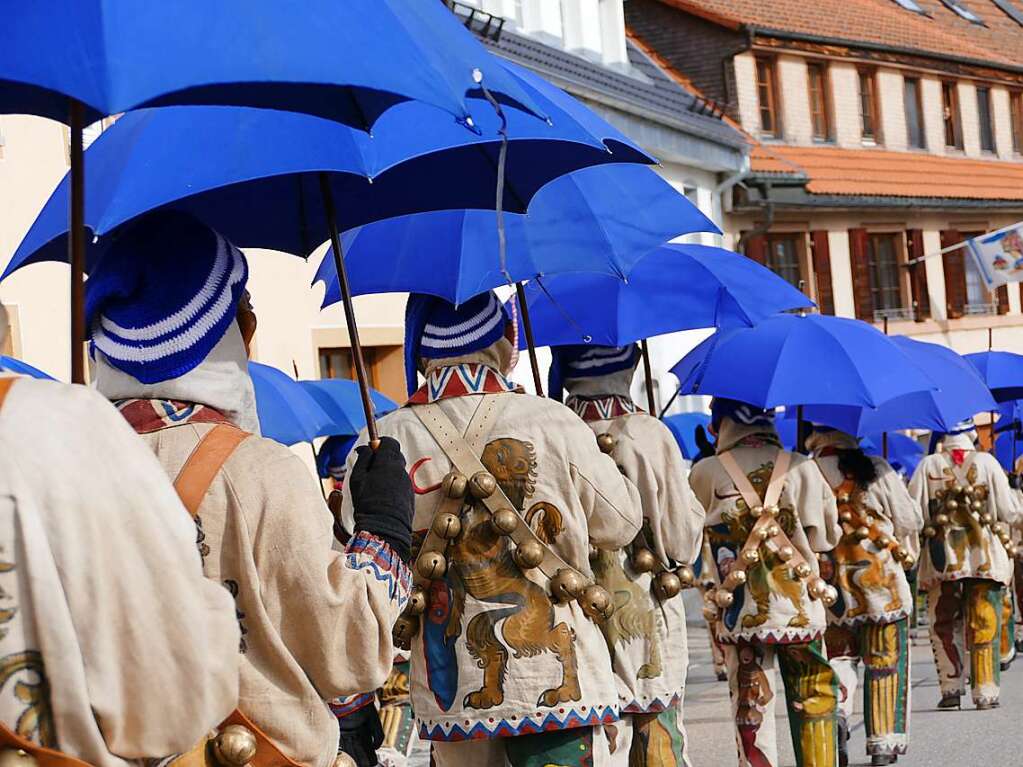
[85,213,414,767]
[908,420,1022,710]
[550,343,705,767]
[689,399,841,767]
[341,292,642,767]
[806,427,921,767]
[0,307,241,767]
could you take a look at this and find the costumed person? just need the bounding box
[319,434,359,544]
[806,427,922,767]
[340,292,642,767]
[549,344,705,767]
[689,399,842,767]
[86,211,414,767]
[908,420,1022,711]
[0,305,241,767]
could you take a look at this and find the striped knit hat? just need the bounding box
[85,211,249,385]
[404,291,510,396]
[710,397,775,431]
[548,344,639,402]
[317,435,358,480]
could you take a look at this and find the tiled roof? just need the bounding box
[654,0,1023,72]
[751,145,1023,200]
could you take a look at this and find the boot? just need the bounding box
[837,718,849,767]
[937,693,961,710]
[976,699,1000,710]
[871,756,896,766]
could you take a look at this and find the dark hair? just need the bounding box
[837,448,878,489]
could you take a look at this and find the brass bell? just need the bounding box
[513,540,545,570]
[855,526,870,540]
[596,433,616,454]
[876,535,892,548]
[892,547,908,563]
[213,725,259,767]
[807,577,829,600]
[407,586,428,615]
[973,500,984,512]
[822,585,839,607]
[945,500,960,512]
[550,568,585,602]
[334,752,358,767]
[756,527,772,542]
[839,511,853,524]
[778,545,795,562]
[714,589,735,608]
[442,471,468,499]
[0,751,38,767]
[765,505,780,516]
[490,508,520,535]
[923,525,937,538]
[416,551,447,581]
[742,548,761,565]
[468,471,498,500]
[654,571,682,601]
[432,512,462,540]
[579,584,614,620]
[676,563,696,589]
[749,505,765,518]
[934,513,950,526]
[837,493,851,504]
[631,548,657,574]
[702,597,720,621]
[793,562,812,579]
[953,483,964,494]
[981,512,993,525]
[766,523,781,538]
[900,553,916,569]
[724,569,747,589]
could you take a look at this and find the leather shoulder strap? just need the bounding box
[718,449,791,510]
[0,721,92,767]
[173,424,249,517]
[0,377,18,414]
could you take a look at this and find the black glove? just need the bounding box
[337,703,384,767]
[348,436,413,562]
[1010,472,1021,490]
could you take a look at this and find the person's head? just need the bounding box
[709,397,774,437]
[403,291,513,397]
[548,343,640,403]
[806,425,877,488]
[85,210,250,384]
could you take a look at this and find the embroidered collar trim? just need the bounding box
[406,364,520,405]
[565,394,641,422]
[116,397,231,434]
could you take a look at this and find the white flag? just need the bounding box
[966,221,1023,289]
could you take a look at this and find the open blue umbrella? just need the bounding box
[663,412,712,461]
[514,244,814,349]
[670,314,936,409]
[312,165,714,305]
[791,336,995,436]
[964,350,1023,402]
[0,356,54,380]
[300,378,398,437]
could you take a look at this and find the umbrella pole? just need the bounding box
[515,282,544,396]
[641,339,656,415]
[318,172,379,449]
[659,385,682,419]
[883,431,889,461]
[69,99,86,384]
[796,405,806,454]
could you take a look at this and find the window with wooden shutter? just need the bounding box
[906,229,930,320]
[743,233,767,264]
[848,228,874,321]
[997,286,1010,314]
[810,231,834,314]
[941,229,967,318]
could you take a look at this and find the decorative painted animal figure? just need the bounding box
[590,547,662,679]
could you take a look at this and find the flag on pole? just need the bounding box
[966,221,1023,289]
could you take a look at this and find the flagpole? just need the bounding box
[903,221,1022,267]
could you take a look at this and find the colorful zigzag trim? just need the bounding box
[345,531,413,611]
[416,704,618,741]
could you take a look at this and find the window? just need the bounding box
[867,234,903,313]
[961,230,995,313]
[319,344,406,402]
[992,0,1023,26]
[858,69,880,143]
[755,56,780,138]
[939,0,984,23]
[977,86,995,152]
[893,0,927,12]
[807,63,832,141]
[942,81,964,149]
[1010,91,1023,154]
[904,77,926,149]
[764,234,803,289]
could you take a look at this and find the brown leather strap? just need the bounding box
[718,449,790,510]
[0,721,92,767]
[173,424,249,518]
[0,377,18,414]
[220,710,302,767]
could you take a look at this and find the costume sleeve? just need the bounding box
[791,459,841,552]
[246,451,411,700]
[907,461,930,521]
[873,459,923,553]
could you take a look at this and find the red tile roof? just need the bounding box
[654,0,1023,72]
[752,145,1023,200]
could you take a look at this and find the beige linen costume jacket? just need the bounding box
[342,352,642,742]
[565,372,705,715]
[689,420,841,644]
[0,377,240,767]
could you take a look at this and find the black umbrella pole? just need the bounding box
[515,282,544,396]
[658,385,682,420]
[796,405,806,454]
[69,99,86,384]
[883,431,889,461]
[319,173,379,449]
[641,339,656,415]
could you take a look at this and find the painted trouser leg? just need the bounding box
[927,581,966,698]
[777,640,840,767]
[722,642,777,767]
[710,625,728,679]
[964,579,1002,706]
[1000,585,1016,666]
[616,705,690,767]
[432,726,611,767]
[823,624,858,765]
[861,620,910,757]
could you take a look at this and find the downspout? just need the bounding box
[736,179,774,252]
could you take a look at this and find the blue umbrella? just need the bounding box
[514,244,814,349]
[669,314,936,409]
[300,378,398,437]
[791,336,996,436]
[249,363,333,446]
[312,165,714,305]
[964,351,1023,403]
[663,412,712,461]
[0,356,54,380]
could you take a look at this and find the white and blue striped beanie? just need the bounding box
[710,397,774,431]
[548,344,640,402]
[85,211,249,385]
[404,291,510,396]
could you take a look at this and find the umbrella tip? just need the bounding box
[582,335,592,344]
[472,68,484,84]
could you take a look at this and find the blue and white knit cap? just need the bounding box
[711,397,775,431]
[949,417,976,435]
[317,435,358,480]
[548,344,640,403]
[85,211,249,385]
[403,291,510,396]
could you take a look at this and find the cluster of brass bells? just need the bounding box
[629,547,696,600]
[212,725,259,767]
[838,497,915,569]
[926,483,1018,556]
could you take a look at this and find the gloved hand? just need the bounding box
[348,436,413,562]
[337,703,384,767]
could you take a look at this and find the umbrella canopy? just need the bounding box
[669,314,936,410]
[663,412,711,461]
[312,165,714,305]
[964,350,1023,402]
[300,378,398,437]
[513,244,814,348]
[791,336,996,436]
[0,356,54,380]
[6,96,651,277]
[0,0,543,128]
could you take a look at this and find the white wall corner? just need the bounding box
[922,229,947,320]
[828,230,856,318]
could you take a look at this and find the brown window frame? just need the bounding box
[903,76,927,149]
[755,56,781,138]
[318,343,406,401]
[806,62,832,142]
[858,69,881,144]
[866,233,906,318]
[976,86,996,153]
[942,81,964,149]
[1010,91,1023,154]
[763,233,807,291]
